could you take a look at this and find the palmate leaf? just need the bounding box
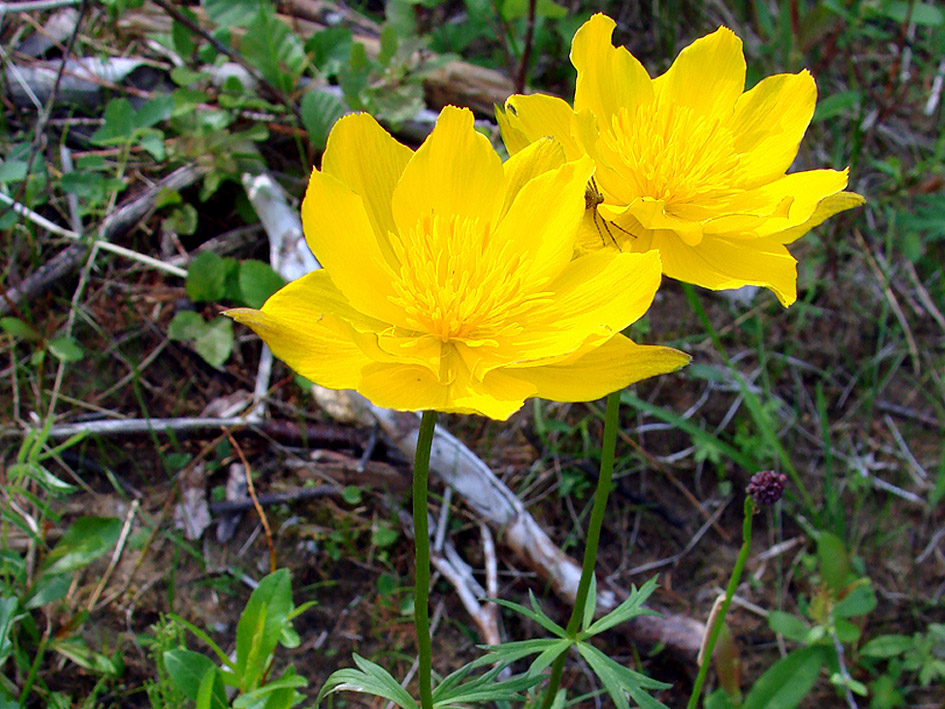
[583,576,660,637]
[488,591,568,638]
[474,638,570,675]
[317,654,419,709]
[432,664,540,706]
[576,642,670,709]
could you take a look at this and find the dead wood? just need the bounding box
[1,164,206,316]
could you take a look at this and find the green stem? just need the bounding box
[540,390,621,709]
[687,496,756,709]
[413,410,437,709]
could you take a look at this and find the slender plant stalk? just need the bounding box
[413,410,438,709]
[540,390,621,709]
[687,496,756,709]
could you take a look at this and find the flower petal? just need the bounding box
[749,169,861,238]
[320,113,413,249]
[392,106,504,235]
[499,94,583,158]
[772,190,865,244]
[506,334,689,402]
[300,169,404,325]
[731,71,817,187]
[572,13,654,124]
[358,349,535,419]
[224,271,375,389]
[502,250,664,362]
[500,138,567,219]
[656,232,799,306]
[494,154,594,287]
[653,26,745,124]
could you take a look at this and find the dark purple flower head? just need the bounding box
[746,470,788,505]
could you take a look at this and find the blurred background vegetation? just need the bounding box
[0,0,943,706]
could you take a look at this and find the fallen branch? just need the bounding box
[0,165,206,316]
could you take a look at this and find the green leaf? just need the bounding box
[432,664,539,705]
[164,649,219,701]
[474,637,570,675]
[306,26,353,76]
[767,611,810,643]
[317,654,419,709]
[371,525,399,548]
[877,1,943,26]
[300,89,346,151]
[194,317,234,368]
[834,580,876,618]
[235,569,294,691]
[49,638,122,675]
[576,641,670,709]
[501,0,566,20]
[741,645,828,709]
[205,0,262,28]
[0,159,27,183]
[165,203,199,236]
[186,251,229,302]
[91,98,136,144]
[584,577,660,636]
[168,311,208,342]
[489,593,567,638]
[24,572,71,609]
[238,259,285,308]
[134,94,175,129]
[812,90,862,122]
[859,634,912,658]
[242,5,307,93]
[195,662,230,709]
[48,336,84,362]
[582,573,597,632]
[1,317,41,341]
[817,532,849,592]
[41,516,122,575]
[0,597,19,662]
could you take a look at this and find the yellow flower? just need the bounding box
[497,14,865,306]
[226,106,688,420]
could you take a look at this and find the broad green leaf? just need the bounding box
[242,6,307,93]
[48,336,84,362]
[186,251,229,302]
[134,94,174,129]
[859,634,911,658]
[25,572,71,609]
[877,1,943,25]
[0,317,41,341]
[194,317,234,368]
[306,25,353,76]
[164,649,219,700]
[168,311,208,342]
[41,516,122,575]
[767,611,810,643]
[300,89,346,151]
[231,668,306,708]
[834,580,876,618]
[238,259,284,308]
[812,90,862,122]
[318,653,419,709]
[205,0,262,28]
[741,645,828,709]
[0,159,27,183]
[194,662,229,709]
[235,569,294,691]
[817,532,849,592]
[91,98,135,144]
[501,0,566,20]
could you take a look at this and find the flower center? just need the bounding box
[387,213,541,346]
[601,103,743,212]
